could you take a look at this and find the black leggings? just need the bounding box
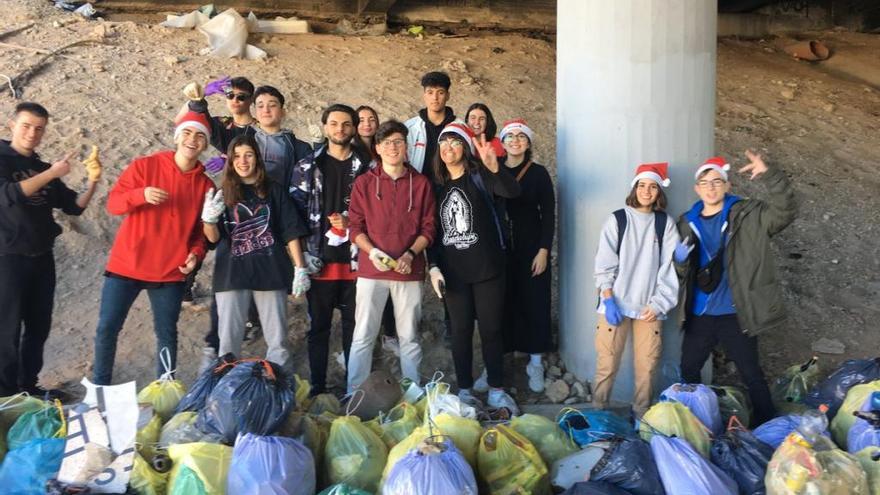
[445,274,506,390]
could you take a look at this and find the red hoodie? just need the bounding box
[105,150,212,282]
[348,164,435,281]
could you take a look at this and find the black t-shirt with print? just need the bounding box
[317,153,357,264]
[212,182,308,292]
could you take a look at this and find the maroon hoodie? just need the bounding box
[348,164,435,281]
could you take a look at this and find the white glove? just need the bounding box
[292,267,311,297]
[369,247,394,272]
[201,188,225,224]
[429,267,446,299]
[303,252,324,275]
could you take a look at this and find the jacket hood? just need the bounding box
[685,193,742,231]
[418,107,455,125]
[367,163,417,212]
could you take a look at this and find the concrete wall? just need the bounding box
[557,0,717,401]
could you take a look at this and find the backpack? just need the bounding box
[612,208,667,259]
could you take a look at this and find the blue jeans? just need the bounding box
[92,276,185,384]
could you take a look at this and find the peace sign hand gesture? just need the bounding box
[739,150,769,180]
[473,134,499,173]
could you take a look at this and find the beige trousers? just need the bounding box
[592,314,662,415]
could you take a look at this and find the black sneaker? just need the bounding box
[21,385,68,402]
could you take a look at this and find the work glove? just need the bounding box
[674,236,694,264]
[182,81,205,101]
[83,145,102,182]
[204,76,232,97]
[303,252,324,275]
[292,267,311,297]
[369,247,394,272]
[201,188,225,224]
[603,297,623,326]
[429,267,446,299]
[204,155,226,176]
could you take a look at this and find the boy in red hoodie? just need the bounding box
[92,112,214,384]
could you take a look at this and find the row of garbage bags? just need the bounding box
[0,354,878,494]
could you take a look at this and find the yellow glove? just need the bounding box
[182,81,204,101]
[84,145,102,182]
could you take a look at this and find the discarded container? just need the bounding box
[129,452,168,495]
[660,383,723,435]
[227,433,315,495]
[773,356,820,406]
[754,412,831,450]
[831,381,880,449]
[384,437,478,495]
[784,40,831,61]
[766,433,869,494]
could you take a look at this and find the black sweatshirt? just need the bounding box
[0,140,84,255]
[503,161,556,257]
[429,167,520,285]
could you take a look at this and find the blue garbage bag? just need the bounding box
[384,438,478,495]
[806,358,880,418]
[753,414,831,449]
[317,484,371,495]
[848,393,880,453]
[650,435,738,495]
[660,383,723,435]
[562,480,634,495]
[0,438,65,494]
[227,433,315,495]
[175,353,238,414]
[558,409,634,446]
[589,436,665,495]
[710,423,775,495]
[197,360,295,444]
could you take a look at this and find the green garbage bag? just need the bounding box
[477,424,550,495]
[129,452,168,495]
[308,393,342,417]
[712,385,753,429]
[639,401,711,458]
[317,484,371,495]
[0,394,44,462]
[279,411,326,478]
[855,447,880,495]
[7,400,65,452]
[325,415,388,492]
[138,350,187,422]
[772,356,820,406]
[832,381,880,449]
[136,410,162,460]
[366,402,420,449]
[510,413,579,467]
[167,442,233,495]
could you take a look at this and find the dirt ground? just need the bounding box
[1,1,878,402]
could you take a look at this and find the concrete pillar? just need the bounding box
[557,0,717,402]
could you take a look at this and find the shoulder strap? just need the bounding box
[470,172,507,251]
[613,209,627,256]
[654,211,668,259]
[514,160,533,182]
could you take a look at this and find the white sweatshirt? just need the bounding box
[594,206,681,319]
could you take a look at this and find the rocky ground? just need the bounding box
[1,0,878,407]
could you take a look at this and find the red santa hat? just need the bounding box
[174,111,212,141]
[499,118,534,143]
[631,162,671,188]
[694,156,731,181]
[439,121,476,155]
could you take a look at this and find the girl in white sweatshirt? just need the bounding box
[593,163,680,417]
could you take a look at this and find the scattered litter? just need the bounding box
[812,337,846,355]
[785,40,831,61]
[74,3,96,19]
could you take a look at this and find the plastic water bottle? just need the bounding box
[796,405,829,445]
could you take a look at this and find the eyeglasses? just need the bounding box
[379,139,406,148]
[439,139,463,149]
[503,133,529,143]
[225,92,252,102]
[697,178,726,189]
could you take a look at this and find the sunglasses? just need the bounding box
[225,92,252,102]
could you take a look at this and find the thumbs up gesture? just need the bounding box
[201,188,225,224]
[83,145,102,182]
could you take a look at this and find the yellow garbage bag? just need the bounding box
[324,415,388,493]
[639,401,711,458]
[831,380,880,449]
[279,411,325,475]
[0,394,44,462]
[294,374,311,409]
[477,424,550,495]
[367,402,420,449]
[136,412,162,460]
[130,452,168,495]
[309,393,342,416]
[167,442,233,495]
[855,447,880,495]
[137,349,187,422]
[510,413,579,467]
[766,433,869,495]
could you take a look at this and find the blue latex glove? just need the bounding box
[204,76,232,97]
[674,236,694,264]
[204,155,226,176]
[603,297,623,326]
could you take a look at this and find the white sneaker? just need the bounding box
[198,347,218,375]
[458,389,484,409]
[488,389,520,416]
[382,336,401,357]
[526,362,545,393]
[473,368,490,393]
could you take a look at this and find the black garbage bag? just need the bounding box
[196,359,295,444]
[805,358,880,418]
[590,436,665,495]
[710,423,775,495]
[175,353,238,414]
[562,480,634,495]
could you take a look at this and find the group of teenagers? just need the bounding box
[1,69,796,424]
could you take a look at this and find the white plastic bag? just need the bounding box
[197,9,266,60]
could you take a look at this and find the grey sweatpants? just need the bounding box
[216,289,291,369]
